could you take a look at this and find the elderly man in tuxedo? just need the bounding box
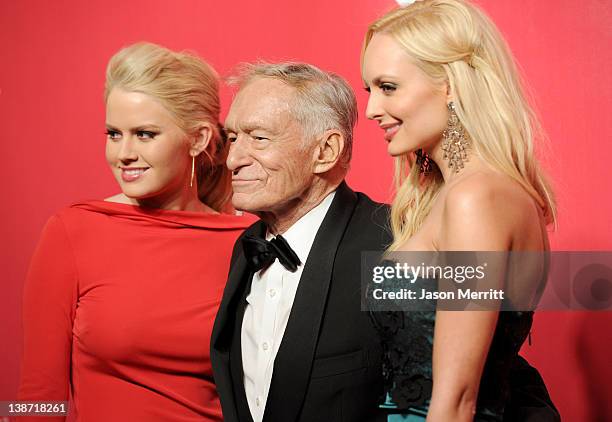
[210,62,390,422]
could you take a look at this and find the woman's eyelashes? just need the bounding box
[105,129,121,140]
[105,129,159,141]
[379,82,397,94]
[136,130,158,140]
[363,82,397,94]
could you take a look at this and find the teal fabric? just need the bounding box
[387,412,426,422]
[369,268,536,421]
[382,392,428,421]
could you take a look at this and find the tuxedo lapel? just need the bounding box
[263,182,358,421]
[211,220,266,422]
[212,220,266,352]
[230,282,256,422]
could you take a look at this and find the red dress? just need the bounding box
[18,200,254,421]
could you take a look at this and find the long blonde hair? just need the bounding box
[104,42,231,211]
[362,0,556,250]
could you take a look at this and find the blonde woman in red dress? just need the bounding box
[18,42,253,421]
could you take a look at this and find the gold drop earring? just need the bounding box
[189,155,195,188]
[441,102,470,173]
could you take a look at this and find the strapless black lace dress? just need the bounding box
[368,271,558,421]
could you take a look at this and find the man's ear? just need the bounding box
[190,122,214,156]
[313,129,345,174]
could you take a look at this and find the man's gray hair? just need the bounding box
[229,61,357,168]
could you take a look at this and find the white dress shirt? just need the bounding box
[241,191,336,422]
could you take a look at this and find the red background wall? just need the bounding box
[1,1,610,420]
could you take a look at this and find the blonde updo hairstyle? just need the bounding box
[104,42,231,212]
[362,0,556,250]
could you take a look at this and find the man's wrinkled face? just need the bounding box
[225,78,317,214]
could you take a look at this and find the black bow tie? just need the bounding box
[242,234,302,273]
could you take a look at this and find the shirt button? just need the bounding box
[269,289,276,298]
[262,342,269,351]
[256,397,261,407]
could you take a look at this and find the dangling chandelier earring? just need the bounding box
[189,155,195,188]
[442,102,470,173]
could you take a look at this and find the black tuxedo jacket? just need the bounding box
[210,182,391,422]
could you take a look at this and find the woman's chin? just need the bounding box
[387,141,412,157]
[119,186,154,202]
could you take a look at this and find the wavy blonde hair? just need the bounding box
[362,0,556,250]
[104,42,231,211]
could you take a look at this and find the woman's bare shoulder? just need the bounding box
[438,171,538,250]
[444,171,534,215]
